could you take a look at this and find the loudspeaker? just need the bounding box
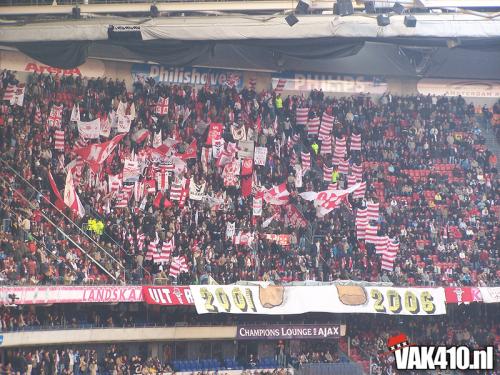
[72,7,80,19]
[365,1,376,13]
[393,2,404,14]
[334,0,354,16]
[285,14,299,27]
[404,15,417,27]
[296,0,311,14]
[377,14,390,26]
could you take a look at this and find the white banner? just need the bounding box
[0,286,143,305]
[189,181,206,201]
[417,79,500,98]
[478,287,500,303]
[77,119,101,139]
[123,159,140,183]
[238,140,254,159]
[100,116,111,138]
[117,114,132,133]
[190,285,446,315]
[254,146,268,166]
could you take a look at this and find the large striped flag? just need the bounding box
[365,224,379,244]
[306,117,320,137]
[319,113,334,140]
[301,152,311,172]
[2,84,15,101]
[366,202,379,221]
[375,235,389,254]
[350,133,362,151]
[54,130,65,151]
[155,238,174,264]
[320,135,332,155]
[353,181,367,199]
[296,108,309,126]
[332,137,346,165]
[351,163,363,182]
[145,239,158,261]
[356,208,368,240]
[323,165,333,182]
[381,240,399,271]
[169,256,189,278]
[338,159,349,174]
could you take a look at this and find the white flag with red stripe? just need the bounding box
[54,130,65,151]
[332,137,346,165]
[381,240,399,271]
[306,117,320,137]
[350,133,362,151]
[319,113,334,140]
[296,108,309,126]
[63,172,85,218]
[263,183,290,205]
[169,256,189,278]
[320,135,332,155]
[366,201,379,221]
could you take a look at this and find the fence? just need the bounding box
[296,363,364,375]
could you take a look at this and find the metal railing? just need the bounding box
[297,363,364,375]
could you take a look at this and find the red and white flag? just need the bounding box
[63,172,85,218]
[296,108,309,126]
[365,224,379,244]
[178,139,197,160]
[123,159,141,183]
[74,134,126,173]
[350,133,362,151]
[375,236,389,254]
[338,159,349,175]
[155,96,169,115]
[253,197,263,217]
[145,239,158,261]
[131,129,150,144]
[366,201,379,221]
[34,106,42,125]
[350,163,363,182]
[353,181,367,199]
[323,165,333,182]
[100,114,111,138]
[332,137,346,165]
[169,256,189,278]
[320,135,332,155]
[301,152,311,172]
[156,167,169,192]
[299,183,360,217]
[241,158,253,176]
[356,208,368,239]
[263,183,290,205]
[70,104,80,122]
[47,105,63,128]
[233,232,253,246]
[381,240,399,271]
[319,113,334,140]
[77,119,100,139]
[306,117,320,137]
[108,174,122,193]
[54,130,65,151]
[2,84,15,102]
[155,238,174,264]
[153,130,162,148]
[223,159,240,187]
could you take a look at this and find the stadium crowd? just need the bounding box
[0,69,498,287]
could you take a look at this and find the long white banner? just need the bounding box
[190,285,446,315]
[478,287,500,303]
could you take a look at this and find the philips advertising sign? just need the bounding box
[132,64,244,89]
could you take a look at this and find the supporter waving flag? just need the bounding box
[169,256,189,278]
[263,183,290,205]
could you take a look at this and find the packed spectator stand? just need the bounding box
[0,69,497,288]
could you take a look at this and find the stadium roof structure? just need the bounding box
[0,1,499,77]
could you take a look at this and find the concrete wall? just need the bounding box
[0,326,238,348]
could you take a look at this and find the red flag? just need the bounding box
[47,170,64,206]
[178,139,197,160]
[241,158,253,176]
[241,175,252,197]
[74,134,126,173]
[206,122,223,145]
[153,191,163,209]
[63,172,85,218]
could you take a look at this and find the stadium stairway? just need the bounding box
[338,339,370,375]
[479,115,500,170]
